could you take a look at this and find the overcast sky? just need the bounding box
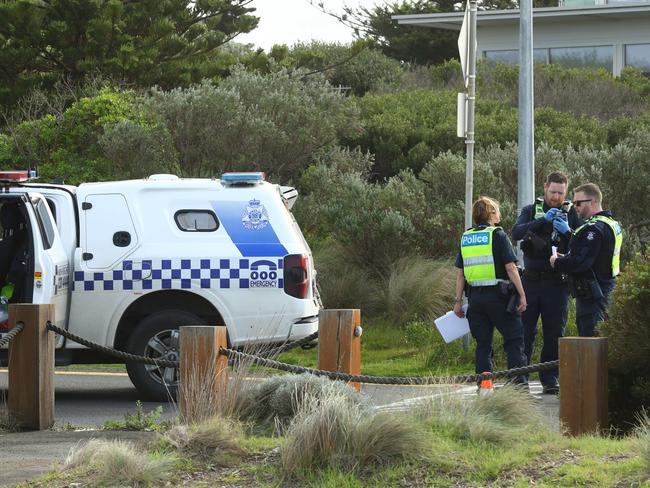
[238,0,382,50]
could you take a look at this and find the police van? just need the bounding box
[0,171,320,399]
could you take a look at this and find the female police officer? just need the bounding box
[453,197,528,385]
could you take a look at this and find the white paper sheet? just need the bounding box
[434,305,470,343]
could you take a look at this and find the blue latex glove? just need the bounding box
[544,208,560,222]
[553,217,570,235]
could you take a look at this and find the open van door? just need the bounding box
[0,193,70,337]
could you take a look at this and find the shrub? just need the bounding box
[103,401,165,432]
[288,41,404,96]
[601,249,650,430]
[0,89,145,184]
[351,89,607,179]
[281,391,427,474]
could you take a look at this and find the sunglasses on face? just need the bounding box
[573,199,592,207]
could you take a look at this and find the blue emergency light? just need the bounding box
[221,172,265,184]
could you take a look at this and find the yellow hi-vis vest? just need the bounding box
[574,214,623,277]
[460,226,500,286]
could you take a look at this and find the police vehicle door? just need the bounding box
[25,192,70,330]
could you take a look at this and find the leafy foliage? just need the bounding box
[287,41,404,96]
[602,249,650,430]
[0,0,258,106]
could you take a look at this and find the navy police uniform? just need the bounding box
[512,198,580,389]
[553,210,621,337]
[455,226,527,383]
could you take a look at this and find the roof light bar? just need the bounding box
[0,170,37,182]
[221,172,265,184]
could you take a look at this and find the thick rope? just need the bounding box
[46,322,178,368]
[221,347,559,385]
[45,322,558,386]
[0,322,24,348]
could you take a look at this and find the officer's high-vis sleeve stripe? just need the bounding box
[463,255,495,267]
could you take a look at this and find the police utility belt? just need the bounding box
[466,279,520,314]
[568,274,604,301]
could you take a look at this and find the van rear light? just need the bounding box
[283,254,308,299]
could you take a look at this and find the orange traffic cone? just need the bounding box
[478,372,494,396]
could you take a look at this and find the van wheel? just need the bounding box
[126,310,204,401]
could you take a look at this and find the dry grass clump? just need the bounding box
[63,438,173,486]
[281,391,428,474]
[634,409,650,478]
[383,256,455,323]
[418,385,551,444]
[239,373,369,433]
[163,416,245,465]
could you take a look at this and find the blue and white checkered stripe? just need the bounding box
[73,258,284,292]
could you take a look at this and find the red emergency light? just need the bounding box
[0,170,30,182]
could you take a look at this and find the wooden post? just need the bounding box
[559,337,608,436]
[178,326,228,421]
[7,304,55,430]
[318,309,362,391]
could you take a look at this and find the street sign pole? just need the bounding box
[457,0,478,351]
[518,0,535,234]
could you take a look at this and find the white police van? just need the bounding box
[0,171,320,399]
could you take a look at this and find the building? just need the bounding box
[394,1,650,76]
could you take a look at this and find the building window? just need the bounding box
[625,44,650,74]
[549,46,613,72]
[484,49,548,64]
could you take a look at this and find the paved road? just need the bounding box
[0,369,559,487]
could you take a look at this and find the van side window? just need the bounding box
[33,198,55,250]
[174,210,219,232]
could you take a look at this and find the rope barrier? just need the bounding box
[221,346,559,385]
[0,322,24,348]
[44,321,559,386]
[46,322,178,368]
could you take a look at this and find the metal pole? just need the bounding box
[518,0,535,221]
[464,0,477,232]
[463,0,478,351]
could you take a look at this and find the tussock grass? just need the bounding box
[312,241,382,314]
[281,391,428,474]
[63,438,174,486]
[239,373,368,433]
[634,409,650,478]
[383,256,455,323]
[418,385,551,444]
[163,415,245,465]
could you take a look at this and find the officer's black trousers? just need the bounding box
[467,288,527,383]
[576,282,614,337]
[522,277,568,387]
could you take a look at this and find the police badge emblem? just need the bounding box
[242,199,269,230]
[587,232,594,241]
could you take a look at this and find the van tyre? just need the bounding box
[126,310,204,401]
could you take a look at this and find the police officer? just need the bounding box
[550,183,622,337]
[453,196,528,385]
[512,172,580,395]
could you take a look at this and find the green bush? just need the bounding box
[0,89,144,184]
[143,67,360,181]
[288,42,404,96]
[351,89,608,179]
[601,249,650,430]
